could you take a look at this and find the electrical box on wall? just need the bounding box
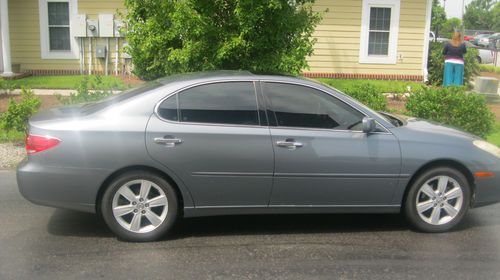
[99,14,114,37]
[86,19,99,37]
[114,20,125,37]
[71,14,87,37]
[96,45,107,58]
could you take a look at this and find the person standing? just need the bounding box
[443,32,467,87]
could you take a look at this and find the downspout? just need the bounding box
[88,37,92,75]
[422,0,433,82]
[115,37,119,75]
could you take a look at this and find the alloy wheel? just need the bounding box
[415,175,464,226]
[112,179,169,233]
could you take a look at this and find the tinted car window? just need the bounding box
[158,94,179,121]
[177,82,259,125]
[265,83,364,130]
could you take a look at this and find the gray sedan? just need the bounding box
[17,72,500,242]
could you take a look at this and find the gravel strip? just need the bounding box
[0,143,25,169]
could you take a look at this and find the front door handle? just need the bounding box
[276,139,303,150]
[154,137,182,147]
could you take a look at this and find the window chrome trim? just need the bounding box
[154,78,393,134]
[154,79,265,129]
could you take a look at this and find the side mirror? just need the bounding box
[362,117,376,133]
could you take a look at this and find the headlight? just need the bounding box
[473,140,500,158]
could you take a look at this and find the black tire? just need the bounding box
[404,167,470,233]
[101,171,179,242]
[477,56,482,64]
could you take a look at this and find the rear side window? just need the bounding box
[265,83,365,130]
[157,82,260,126]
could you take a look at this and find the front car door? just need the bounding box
[262,82,401,209]
[146,81,274,208]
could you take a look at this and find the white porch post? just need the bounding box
[0,0,13,76]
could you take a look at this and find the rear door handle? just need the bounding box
[154,137,182,147]
[276,139,303,150]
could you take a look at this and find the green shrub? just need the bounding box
[427,42,479,88]
[58,75,112,105]
[405,86,495,138]
[0,87,41,132]
[341,83,387,111]
[123,0,323,80]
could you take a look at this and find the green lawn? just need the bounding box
[1,75,127,90]
[487,122,500,147]
[316,78,425,94]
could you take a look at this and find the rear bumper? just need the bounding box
[473,165,500,208]
[17,159,111,213]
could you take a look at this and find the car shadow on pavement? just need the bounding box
[47,209,113,238]
[47,209,493,239]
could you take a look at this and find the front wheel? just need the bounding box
[404,167,470,233]
[101,171,179,242]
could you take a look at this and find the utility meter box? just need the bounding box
[114,20,125,37]
[86,19,99,37]
[98,14,114,37]
[70,14,87,37]
[96,45,107,58]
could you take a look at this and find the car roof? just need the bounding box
[156,70,313,86]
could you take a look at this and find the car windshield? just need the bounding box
[80,81,163,114]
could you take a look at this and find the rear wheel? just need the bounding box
[101,171,179,242]
[404,167,470,233]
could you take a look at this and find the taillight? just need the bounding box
[26,134,61,154]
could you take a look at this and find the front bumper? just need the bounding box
[17,159,111,213]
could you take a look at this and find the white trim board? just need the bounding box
[39,0,79,59]
[359,0,401,64]
[422,0,433,81]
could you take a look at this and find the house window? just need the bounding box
[48,2,70,51]
[359,0,400,64]
[39,0,78,59]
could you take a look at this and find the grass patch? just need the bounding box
[1,75,127,90]
[487,122,500,147]
[479,64,500,74]
[316,78,425,94]
[0,129,25,144]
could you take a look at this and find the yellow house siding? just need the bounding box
[306,0,428,77]
[9,0,428,78]
[9,0,126,73]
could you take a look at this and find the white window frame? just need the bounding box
[39,0,79,59]
[359,0,400,64]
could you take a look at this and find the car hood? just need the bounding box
[390,116,480,143]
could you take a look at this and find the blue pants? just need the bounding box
[443,62,464,87]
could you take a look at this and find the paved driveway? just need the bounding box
[1,170,500,279]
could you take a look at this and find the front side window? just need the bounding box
[264,83,364,130]
[158,82,260,126]
[48,2,71,51]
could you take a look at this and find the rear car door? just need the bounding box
[146,81,274,208]
[262,82,401,207]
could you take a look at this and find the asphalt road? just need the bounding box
[1,170,500,279]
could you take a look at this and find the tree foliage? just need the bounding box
[493,2,500,31]
[431,0,447,39]
[123,0,323,80]
[463,0,496,30]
